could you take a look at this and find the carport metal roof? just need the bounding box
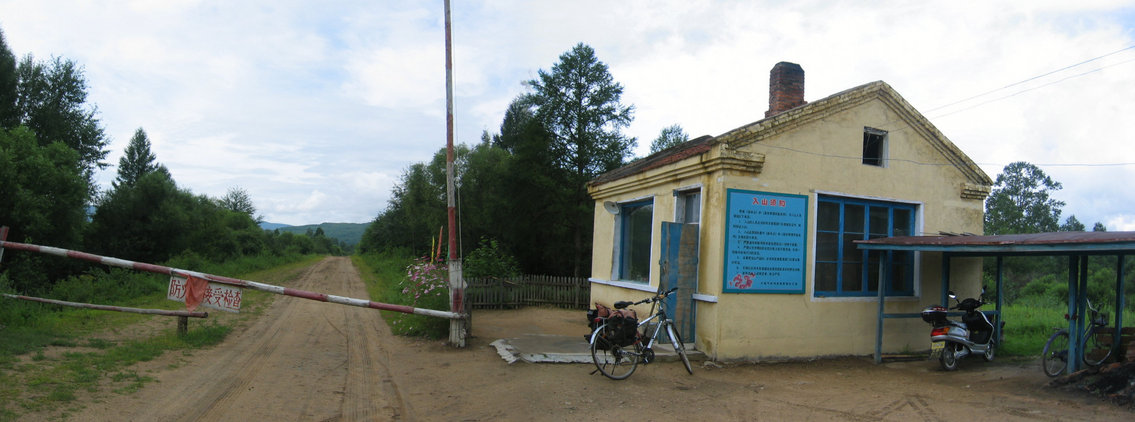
[857,231,1135,255]
[856,231,1133,372]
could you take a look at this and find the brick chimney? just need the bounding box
[765,62,806,117]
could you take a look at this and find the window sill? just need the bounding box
[810,295,919,303]
[588,278,719,303]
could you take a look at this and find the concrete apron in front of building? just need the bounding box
[490,334,704,364]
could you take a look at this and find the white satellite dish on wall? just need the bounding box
[602,201,620,215]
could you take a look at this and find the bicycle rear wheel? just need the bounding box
[666,324,693,375]
[1082,326,1113,367]
[591,324,639,380]
[1042,329,1069,377]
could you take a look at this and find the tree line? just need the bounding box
[982,161,1132,308]
[357,43,689,277]
[0,27,338,296]
[360,43,644,277]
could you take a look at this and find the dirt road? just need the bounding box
[77,257,406,420]
[41,257,1133,420]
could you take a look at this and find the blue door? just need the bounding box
[660,222,699,342]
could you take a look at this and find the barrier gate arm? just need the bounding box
[0,239,465,320]
[2,293,209,318]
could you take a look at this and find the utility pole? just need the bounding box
[444,0,467,347]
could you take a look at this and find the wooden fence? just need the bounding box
[466,275,590,310]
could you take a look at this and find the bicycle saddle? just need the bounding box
[613,301,633,309]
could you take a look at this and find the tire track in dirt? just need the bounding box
[182,262,327,419]
[84,257,407,421]
[340,273,409,420]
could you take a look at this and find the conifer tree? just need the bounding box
[113,127,164,189]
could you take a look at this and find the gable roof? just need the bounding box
[590,135,715,186]
[590,81,993,190]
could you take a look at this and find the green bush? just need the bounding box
[464,237,519,279]
[388,256,450,338]
[1018,274,1058,304]
[48,269,166,305]
[354,252,450,339]
[1085,267,1117,306]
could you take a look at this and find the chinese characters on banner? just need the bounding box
[167,275,243,313]
[723,189,807,293]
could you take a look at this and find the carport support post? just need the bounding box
[1066,255,1084,373]
[995,256,1004,344]
[940,254,951,305]
[1077,256,1090,370]
[1115,255,1126,357]
[874,267,886,364]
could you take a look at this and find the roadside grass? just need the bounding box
[352,252,449,339]
[6,322,231,415]
[0,254,322,421]
[1000,302,1068,357]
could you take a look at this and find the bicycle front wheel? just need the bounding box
[1042,329,1069,377]
[591,324,639,380]
[1082,326,1113,367]
[666,324,693,375]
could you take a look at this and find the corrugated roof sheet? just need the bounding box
[856,231,1135,254]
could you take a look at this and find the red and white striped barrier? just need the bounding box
[2,293,208,318]
[0,239,466,320]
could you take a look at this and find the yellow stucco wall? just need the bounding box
[589,89,989,361]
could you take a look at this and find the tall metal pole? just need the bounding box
[444,0,467,347]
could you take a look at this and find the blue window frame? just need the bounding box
[815,195,915,297]
[619,200,653,282]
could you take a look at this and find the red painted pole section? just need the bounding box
[0,239,465,320]
[0,226,9,265]
[3,293,208,318]
[444,5,457,266]
[443,0,468,347]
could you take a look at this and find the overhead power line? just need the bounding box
[929,56,1135,119]
[926,44,1135,114]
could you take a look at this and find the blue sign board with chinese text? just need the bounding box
[723,189,808,293]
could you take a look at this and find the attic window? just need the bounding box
[862,127,888,167]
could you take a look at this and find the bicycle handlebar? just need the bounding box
[629,287,679,306]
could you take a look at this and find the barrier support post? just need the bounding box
[178,316,188,336]
[0,226,8,266]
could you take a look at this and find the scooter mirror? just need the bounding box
[947,290,956,300]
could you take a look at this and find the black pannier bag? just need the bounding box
[585,304,613,347]
[604,308,639,347]
[587,303,613,331]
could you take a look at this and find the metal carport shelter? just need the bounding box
[857,231,1134,372]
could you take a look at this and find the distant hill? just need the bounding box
[261,222,369,247]
[259,222,291,230]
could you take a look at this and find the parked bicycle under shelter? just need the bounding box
[857,231,1134,373]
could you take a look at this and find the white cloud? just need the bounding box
[342,46,444,110]
[1108,215,1135,231]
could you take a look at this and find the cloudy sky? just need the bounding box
[1,1,1133,230]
